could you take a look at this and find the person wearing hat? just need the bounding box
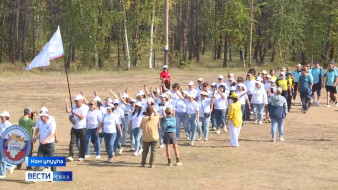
[236,83,251,124]
[174,90,187,140]
[297,68,313,113]
[17,107,37,170]
[85,101,103,159]
[244,72,256,120]
[33,112,57,171]
[311,60,325,106]
[197,90,212,141]
[68,94,89,162]
[112,99,125,155]
[196,78,204,91]
[128,102,144,156]
[276,72,291,106]
[136,90,148,113]
[251,81,268,125]
[216,75,224,88]
[184,93,199,146]
[291,63,303,105]
[323,61,338,107]
[266,78,277,122]
[226,93,242,147]
[160,65,171,89]
[225,77,236,91]
[212,84,227,134]
[125,98,136,150]
[261,70,268,83]
[0,111,15,179]
[268,87,288,142]
[158,93,173,148]
[187,81,198,99]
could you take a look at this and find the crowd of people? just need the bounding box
[0,59,337,177]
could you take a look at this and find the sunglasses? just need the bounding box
[114,103,118,105]
[88,104,94,106]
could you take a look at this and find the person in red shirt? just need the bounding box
[160,65,171,89]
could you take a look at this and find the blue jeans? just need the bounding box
[241,104,246,123]
[0,153,12,176]
[252,103,265,121]
[176,112,186,139]
[114,125,122,152]
[132,128,143,152]
[159,124,165,145]
[198,116,210,139]
[130,129,135,149]
[121,115,129,145]
[186,114,197,142]
[214,109,226,129]
[245,94,252,120]
[85,128,100,156]
[103,132,117,159]
[271,118,284,138]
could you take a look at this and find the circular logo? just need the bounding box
[0,125,31,165]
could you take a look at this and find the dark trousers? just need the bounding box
[114,126,122,152]
[36,143,55,171]
[245,94,252,120]
[300,92,310,111]
[141,141,158,166]
[69,128,87,159]
[17,142,33,169]
[293,82,298,100]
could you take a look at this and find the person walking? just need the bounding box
[311,61,325,106]
[244,73,256,120]
[112,99,125,155]
[212,84,228,134]
[160,65,171,89]
[268,87,288,142]
[292,63,303,105]
[183,93,199,146]
[226,93,243,147]
[251,81,268,125]
[0,111,15,179]
[128,102,144,156]
[323,61,338,107]
[297,68,313,113]
[140,106,160,168]
[197,91,212,141]
[85,101,103,159]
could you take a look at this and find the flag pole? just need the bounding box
[65,45,73,110]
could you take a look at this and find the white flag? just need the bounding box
[26,26,64,70]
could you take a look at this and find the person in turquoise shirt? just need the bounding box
[311,61,325,106]
[297,68,313,113]
[291,63,302,105]
[323,61,338,107]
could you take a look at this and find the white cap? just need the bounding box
[280,72,285,76]
[153,89,160,94]
[255,81,262,85]
[38,112,49,118]
[229,77,235,81]
[40,107,48,113]
[74,94,84,101]
[270,79,276,83]
[93,96,102,102]
[188,81,194,86]
[0,111,10,117]
[122,93,129,98]
[296,63,302,67]
[256,76,263,81]
[138,90,145,96]
[160,93,168,98]
[218,75,224,79]
[262,70,267,74]
[166,91,172,96]
[163,65,168,69]
[198,78,203,82]
[230,86,236,91]
[113,99,119,105]
[211,82,217,86]
[266,74,271,78]
[135,102,142,107]
[237,83,244,87]
[106,98,113,103]
[130,99,136,103]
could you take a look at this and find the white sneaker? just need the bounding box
[212,127,216,131]
[67,157,74,162]
[118,148,123,155]
[0,175,6,179]
[190,141,194,146]
[43,167,50,172]
[159,144,164,148]
[254,120,258,124]
[216,130,220,134]
[78,158,84,162]
[268,118,271,123]
[198,137,202,141]
[335,103,338,107]
[258,121,263,125]
[292,99,295,105]
[327,104,331,107]
[138,148,143,154]
[9,165,16,174]
[270,138,275,142]
[96,155,101,159]
[316,101,320,106]
[131,148,135,151]
[223,127,227,132]
[85,155,91,159]
[300,102,303,106]
[133,152,138,156]
[107,158,113,163]
[204,138,208,141]
[280,137,284,142]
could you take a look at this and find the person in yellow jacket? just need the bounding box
[226,93,243,147]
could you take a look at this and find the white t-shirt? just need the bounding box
[36,119,56,143]
[86,110,103,129]
[159,101,173,116]
[213,91,227,110]
[137,99,147,113]
[198,98,211,117]
[237,91,248,105]
[102,113,120,133]
[244,79,256,94]
[175,99,186,113]
[185,100,199,114]
[0,120,12,136]
[130,112,144,130]
[113,107,125,125]
[168,99,176,111]
[69,104,89,129]
[170,90,180,101]
[251,88,268,104]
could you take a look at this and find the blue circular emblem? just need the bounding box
[0,125,31,165]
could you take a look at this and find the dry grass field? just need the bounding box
[1,68,338,190]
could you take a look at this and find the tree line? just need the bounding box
[0,0,337,69]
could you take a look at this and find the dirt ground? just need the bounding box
[1,69,338,190]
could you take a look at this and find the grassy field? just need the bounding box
[1,69,338,190]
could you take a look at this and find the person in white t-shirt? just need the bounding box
[128,102,144,156]
[187,81,198,99]
[113,99,125,155]
[159,93,173,148]
[85,101,103,159]
[244,72,256,120]
[251,81,268,125]
[0,111,14,179]
[197,91,212,141]
[67,94,89,162]
[212,84,228,134]
[98,104,122,163]
[184,94,199,146]
[195,78,204,91]
[33,112,56,171]
[175,90,187,140]
[236,83,251,124]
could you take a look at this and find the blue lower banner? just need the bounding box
[25,171,72,182]
[26,157,66,167]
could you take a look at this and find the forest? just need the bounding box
[0,0,337,70]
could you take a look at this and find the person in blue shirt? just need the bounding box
[291,63,302,105]
[311,61,325,106]
[161,107,182,166]
[323,60,338,107]
[297,68,313,113]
